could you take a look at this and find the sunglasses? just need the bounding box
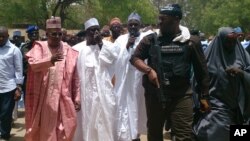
[128,23,139,27]
[29,31,39,34]
[89,28,100,33]
[111,25,121,30]
[48,32,63,37]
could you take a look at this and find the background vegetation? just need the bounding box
[1,0,250,35]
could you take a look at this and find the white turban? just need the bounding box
[84,18,99,30]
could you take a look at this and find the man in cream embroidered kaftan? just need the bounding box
[73,18,118,141]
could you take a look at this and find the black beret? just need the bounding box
[160,4,182,19]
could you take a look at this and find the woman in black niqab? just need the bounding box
[193,27,250,141]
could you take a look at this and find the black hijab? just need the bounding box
[205,27,250,119]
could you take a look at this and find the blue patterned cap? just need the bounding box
[234,27,243,33]
[128,12,141,22]
[13,30,21,36]
[26,25,39,34]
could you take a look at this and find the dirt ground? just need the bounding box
[10,109,25,141]
[10,108,171,141]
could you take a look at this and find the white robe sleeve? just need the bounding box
[99,41,120,66]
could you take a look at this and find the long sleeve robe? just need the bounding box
[25,41,80,141]
[73,40,118,141]
[113,30,153,141]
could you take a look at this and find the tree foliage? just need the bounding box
[82,0,158,26]
[0,0,157,30]
[0,0,49,28]
[151,0,250,35]
[1,0,250,35]
[187,0,250,35]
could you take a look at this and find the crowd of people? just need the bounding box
[0,3,250,141]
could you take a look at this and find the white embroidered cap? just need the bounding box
[84,18,99,30]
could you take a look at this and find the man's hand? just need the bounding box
[94,30,103,47]
[14,89,22,101]
[225,67,243,77]
[200,99,211,113]
[126,36,136,49]
[148,69,160,88]
[51,52,64,64]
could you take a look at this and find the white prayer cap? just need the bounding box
[84,18,99,30]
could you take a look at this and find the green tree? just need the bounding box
[52,0,84,27]
[83,0,158,26]
[151,0,250,35]
[0,0,86,29]
[0,0,157,29]
[188,0,250,35]
[0,0,49,28]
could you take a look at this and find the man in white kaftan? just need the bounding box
[73,18,118,141]
[113,12,152,141]
[113,13,191,141]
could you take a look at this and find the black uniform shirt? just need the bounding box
[130,33,209,96]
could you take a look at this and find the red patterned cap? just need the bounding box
[46,16,61,29]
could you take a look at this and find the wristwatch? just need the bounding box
[16,85,22,92]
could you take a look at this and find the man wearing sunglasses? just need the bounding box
[73,18,117,141]
[104,17,123,43]
[25,16,80,141]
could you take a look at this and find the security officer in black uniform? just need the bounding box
[20,25,39,99]
[130,4,210,141]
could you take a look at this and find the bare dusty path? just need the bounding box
[10,108,171,141]
[10,108,25,141]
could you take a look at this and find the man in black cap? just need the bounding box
[130,4,210,141]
